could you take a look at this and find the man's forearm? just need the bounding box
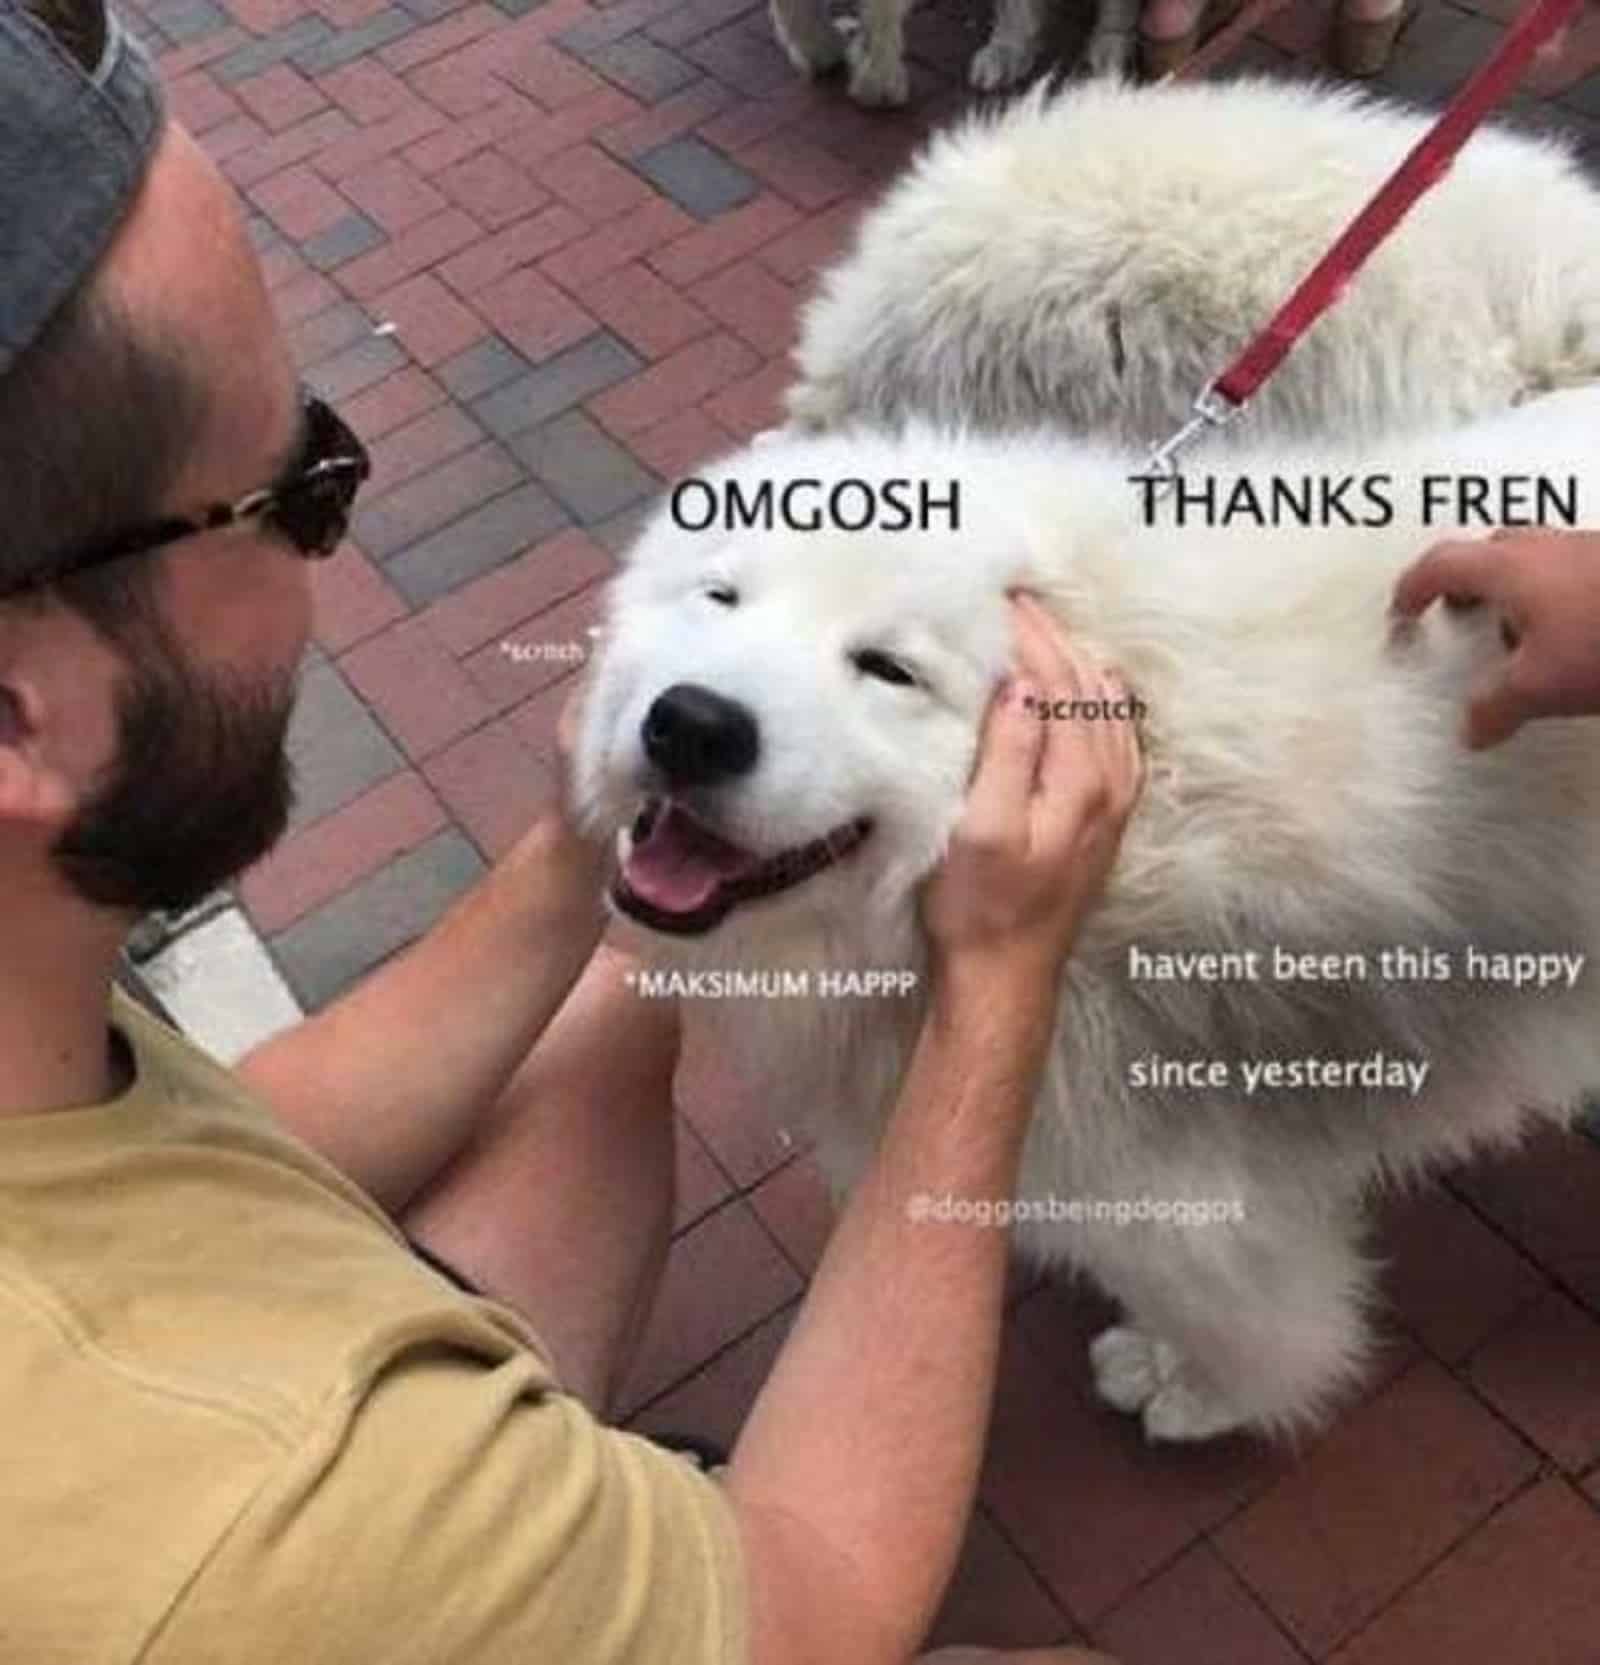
[236,812,610,1215]
[727,965,1058,1664]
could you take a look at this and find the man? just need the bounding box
[0,1,1141,1659]
[1391,527,1600,748]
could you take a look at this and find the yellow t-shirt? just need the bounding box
[0,987,747,1665]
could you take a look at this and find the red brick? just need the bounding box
[269,266,343,328]
[674,1018,804,1187]
[221,107,356,190]
[1331,1478,1600,1665]
[311,0,395,23]
[461,581,606,712]
[250,163,352,241]
[365,400,485,496]
[736,132,868,211]
[1215,1358,1538,1656]
[435,148,549,229]
[193,112,269,166]
[504,650,586,764]
[340,364,449,443]
[497,86,643,168]
[697,81,818,153]
[474,266,596,362]
[1378,1183,1547,1363]
[587,331,760,438]
[689,258,800,357]
[228,0,308,28]
[1453,1126,1600,1315]
[165,69,241,135]
[418,527,613,658]
[156,27,250,77]
[537,196,695,291]
[754,195,869,284]
[629,1303,795,1451]
[497,39,611,106]
[379,1,505,72]
[1467,1288,1600,1472]
[231,64,330,134]
[747,1154,834,1278]
[406,46,512,120]
[420,718,557,860]
[1095,1542,1304,1665]
[979,1316,1283,1626]
[925,1509,1078,1653]
[437,204,588,296]
[309,541,409,655]
[649,191,800,285]
[311,105,450,181]
[614,1198,803,1417]
[594,78,737,159]
[402,96,541,176]
[702,355,791,440]
[370,270,488,367]
[581,261,714,358]
[338,615,496,759]
[237,769,447,934]
[312,57,422,126]
[333,207,484,301]
[669,1116,734,1234]
[535,142,659,221]
[625,405,736,478]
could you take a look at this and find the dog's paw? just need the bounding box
[969,34,1035,91]
[846,36,910,105]
[1082,26,1136,76]
[1141,1378,1249,1443]
[1090,1325,1179,1413]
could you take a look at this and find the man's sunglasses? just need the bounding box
[1,390,370,598]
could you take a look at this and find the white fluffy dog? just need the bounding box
[577,397,1600,1442]
[574,80,1600,1442]
[787,79,1600,443]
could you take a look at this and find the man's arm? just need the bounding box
[235,810,609,1217]
[725,598,1145,1665]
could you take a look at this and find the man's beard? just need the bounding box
[51,639,299,917]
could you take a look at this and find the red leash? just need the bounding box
[1145,0,1590,480]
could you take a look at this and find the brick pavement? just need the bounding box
[124,0,1600,1651]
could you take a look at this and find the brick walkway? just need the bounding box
[122,0,1600,1653]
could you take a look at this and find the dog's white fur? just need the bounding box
[787,80,1600,443]
[579,396,1600,1442]
[768,0,1137,104]
[576,81,1600,1442]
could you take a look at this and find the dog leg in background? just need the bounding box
[769,0,848,78]
[841,0,918,105]
[1080,0,1141,77]
[1082,1199,1376,1441]
[971,0,1050,89]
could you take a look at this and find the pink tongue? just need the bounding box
[624,804,761,915]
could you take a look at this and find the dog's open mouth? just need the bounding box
[612,799,873,935]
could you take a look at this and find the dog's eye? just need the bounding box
[852,648,918,687]
[703,584,739,607]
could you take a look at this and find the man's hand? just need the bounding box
[1390,527,1600,749]
[921,593,1145,989]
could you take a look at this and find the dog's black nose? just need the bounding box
[642,684,759,787]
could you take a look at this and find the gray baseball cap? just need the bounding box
[0,0,165,378]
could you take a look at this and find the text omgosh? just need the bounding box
[671,476,961,533]
[1129,472,1583,528]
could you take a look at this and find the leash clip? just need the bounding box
[1140,381,1240,496]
